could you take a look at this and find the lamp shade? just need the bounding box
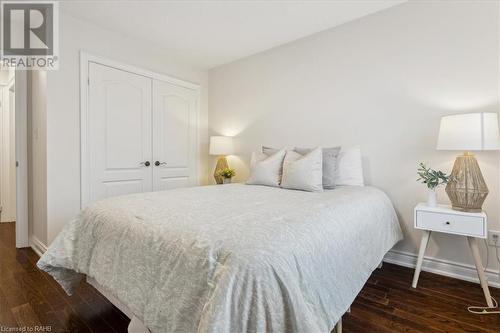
[436,113,500,151]
[209,136,234,155]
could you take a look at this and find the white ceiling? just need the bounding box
[61,1,405,70]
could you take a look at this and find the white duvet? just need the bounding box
[38,184,402,333]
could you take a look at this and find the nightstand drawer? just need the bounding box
[415,210,485,237]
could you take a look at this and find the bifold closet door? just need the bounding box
[88,62,153,202]
[152,80,198,191]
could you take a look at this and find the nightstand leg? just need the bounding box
[467,237,494,307]
[412,230,431,288]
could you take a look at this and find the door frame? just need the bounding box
[15,70,29,248]
[79,51,201,209]
[0,76,16,224]
[3,77,17,224]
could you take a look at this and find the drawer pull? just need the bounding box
[445,221,451,225]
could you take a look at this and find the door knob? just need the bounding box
[155,161,167,166]
[140,161,151,167]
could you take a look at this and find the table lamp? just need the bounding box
[437,113,500,212]
[209,136,234,184]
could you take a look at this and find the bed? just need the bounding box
[37,184,402,333]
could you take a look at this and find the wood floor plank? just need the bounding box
[343,315,395,333]
[370,275,500,330]
[0,289,17,327]
[357,291,487,333]
[11,303,42,327]
[53,308,93,333]
[350,301,436,333]
[41,273,118,332]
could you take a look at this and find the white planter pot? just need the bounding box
[223,178,232,184]
[427,189,437,207]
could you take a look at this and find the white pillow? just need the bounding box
[294,146,341,189]
[246,149,286,187]
[281,147,323,192]
[334,146,364,186]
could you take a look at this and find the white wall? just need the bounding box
[44,11,209,244]
[209,2,500,276]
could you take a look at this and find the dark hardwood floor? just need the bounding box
[1,222,499,332]
[0,223,129,332]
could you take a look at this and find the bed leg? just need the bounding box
[378,261,383,269]
[334,317,342,333]
[128,316,151,333]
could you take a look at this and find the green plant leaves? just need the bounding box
[417,162,450,190]
[217,167,236,179]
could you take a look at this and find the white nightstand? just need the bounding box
[412,203,493,307]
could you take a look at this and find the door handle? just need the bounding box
[140,161,151,167]
[155,161,167,167]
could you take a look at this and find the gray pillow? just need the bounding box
[294,146,341,189]
[262,146,284,179]
[262,146,280,156]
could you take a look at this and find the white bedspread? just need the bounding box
[38,184,402,333]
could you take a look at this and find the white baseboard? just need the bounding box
[384,249,500,288]
[30,235,48,257]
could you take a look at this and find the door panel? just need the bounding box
[88,63,152,203]
[158,177,189,190]
[158,95,189,167]
[152,80,197,191]
[103,179,145,198]
[105,84,144,169]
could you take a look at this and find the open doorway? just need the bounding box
[0,69,16,225]
[0,68,29,249]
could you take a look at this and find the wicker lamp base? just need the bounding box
[445,153,488,212]
[213,155,229,184]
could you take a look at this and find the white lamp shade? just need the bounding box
[209,136,234,155]
[436,113,500,151]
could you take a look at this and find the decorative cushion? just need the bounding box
[246,149,286,187]
[262,146,284,178]
[262,146,281,156]
[334,146,364,186]
[281,147,323,192]
[294,146,341,189]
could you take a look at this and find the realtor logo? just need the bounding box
[1,1,59,69]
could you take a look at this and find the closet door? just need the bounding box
[87,63,153,202]
[152,80,198,191]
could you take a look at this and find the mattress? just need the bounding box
[38,184,403,333]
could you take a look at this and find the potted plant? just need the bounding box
[217,168,236,184]
[417,162,451,207]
